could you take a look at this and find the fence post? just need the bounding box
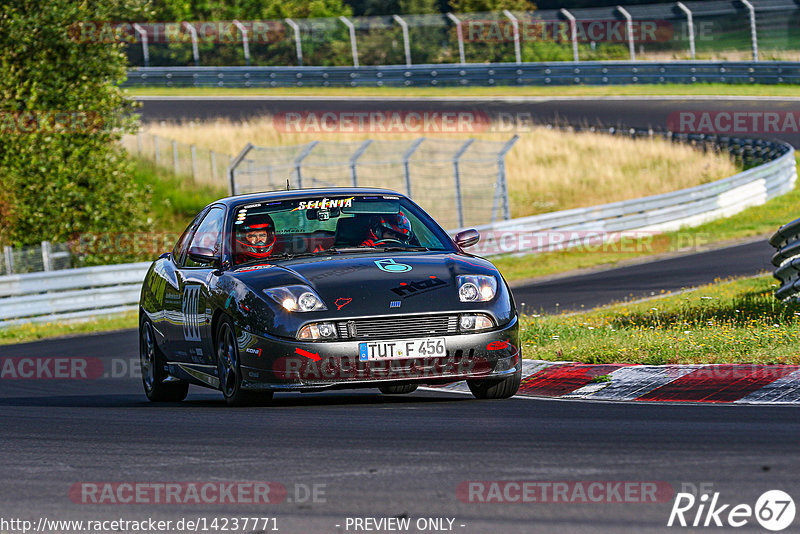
[172,140,179,175]
[560,9,579,62]
[676,2,695,60]
[495,135,518,222]
[133,23,149,67]
[233,20,251,66]
[154,135,160,165]
[183,22,200,66]
[392,15,412,66]
[285,18,304,66]
[190,145,198,181]
[453,139,475,228]
[210,150,218,181]
[447,13,466,65]
[502,10,521,64]
[349,140,373,187]
[339,16,359,67]
[136,131,142,153]
[41,241,53,272]
[616,6,635,61]
[3,246,13,275]
[227,143,255,195]
[402,137,425,197]
[293,141,319,189]
[739,0,758,61]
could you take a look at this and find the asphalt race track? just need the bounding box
[136,95,800,146]
[2,328,800,533]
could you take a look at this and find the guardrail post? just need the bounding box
[349,140,372,187]
[559,9,579,62]
[339,16,359,68]
[676,2,695,60]
[393,15,412,66]
[232,20,251,66]
[153,134,160,165]
[133,23,149,67]
[447,13,466,65]
[402,137,425,197]
[285,18,304,66]
[616,6,635,61]
[502,10,521,64]
[3,246,13,275]
[739,0,758,61]
[493,135,518,222]
[172,140,179,175]
[190,144,198,181]
[293,141,319,189]
[41,241,53,272]
[227,143,255,195]
[453,139,475,228]
[182,22,200,66]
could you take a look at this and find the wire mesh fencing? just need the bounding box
[229,136,517,230]
[1,242,72,276]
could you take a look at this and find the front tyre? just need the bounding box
[379,384,418,395]
[216,317,273,407]
[467,367,521,400]
[140,317,189,402]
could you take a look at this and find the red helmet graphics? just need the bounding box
[369,211,412,243]
[235,213,276,260]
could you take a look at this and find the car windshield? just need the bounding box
[231,194,455,265]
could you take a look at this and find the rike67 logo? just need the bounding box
[668,489,795,531]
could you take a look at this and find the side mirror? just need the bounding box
[454,229,480,249]
[187,246,217,265]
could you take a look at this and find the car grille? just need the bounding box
[335,314,459,340]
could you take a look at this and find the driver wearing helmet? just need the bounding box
[361,212,413,247]
[235,212,277,262]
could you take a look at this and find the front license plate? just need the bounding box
[359,337,446,361]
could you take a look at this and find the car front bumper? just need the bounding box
[237,315,520,391]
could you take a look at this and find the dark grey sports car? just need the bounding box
[139,188,521,405]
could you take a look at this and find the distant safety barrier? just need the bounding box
[770,218,800,301]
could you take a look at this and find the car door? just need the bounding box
[177,206,226,367]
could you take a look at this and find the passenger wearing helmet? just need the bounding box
[235,213,277,262]
[361,212,413,247]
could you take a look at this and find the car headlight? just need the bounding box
[264,285,327,312]
[298,322,338,340]
[459,313,495,331]
[457,275,497,302]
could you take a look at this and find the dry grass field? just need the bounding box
[138,118,738,218]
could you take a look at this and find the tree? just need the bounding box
[0,0,148,263]
[449,0,536,12]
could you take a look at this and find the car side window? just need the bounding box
[172,211,205,266]
[184,207,225,268]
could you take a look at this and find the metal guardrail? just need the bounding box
[770,218,800,300]
[123,61,800,88]
[451,135,796,256]
[0,263,150,328]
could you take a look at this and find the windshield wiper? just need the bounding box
[374,246,430,252]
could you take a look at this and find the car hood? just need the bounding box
[230,252,501,316]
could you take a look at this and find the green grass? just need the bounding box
[492,157,800,283]
[520,275,800,365]
[0,312,138,346]
[124,83,800,98]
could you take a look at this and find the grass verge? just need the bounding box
[125,83,800,99]
[520,275,799,365]
[0,312,138,346]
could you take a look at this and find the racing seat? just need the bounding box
[334,215,371,247]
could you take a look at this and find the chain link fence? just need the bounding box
[122,131,233,186]
[1,242,72,276]
[121,0,800,68]
[228,136,517,230]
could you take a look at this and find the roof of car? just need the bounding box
[213,188,407,209]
